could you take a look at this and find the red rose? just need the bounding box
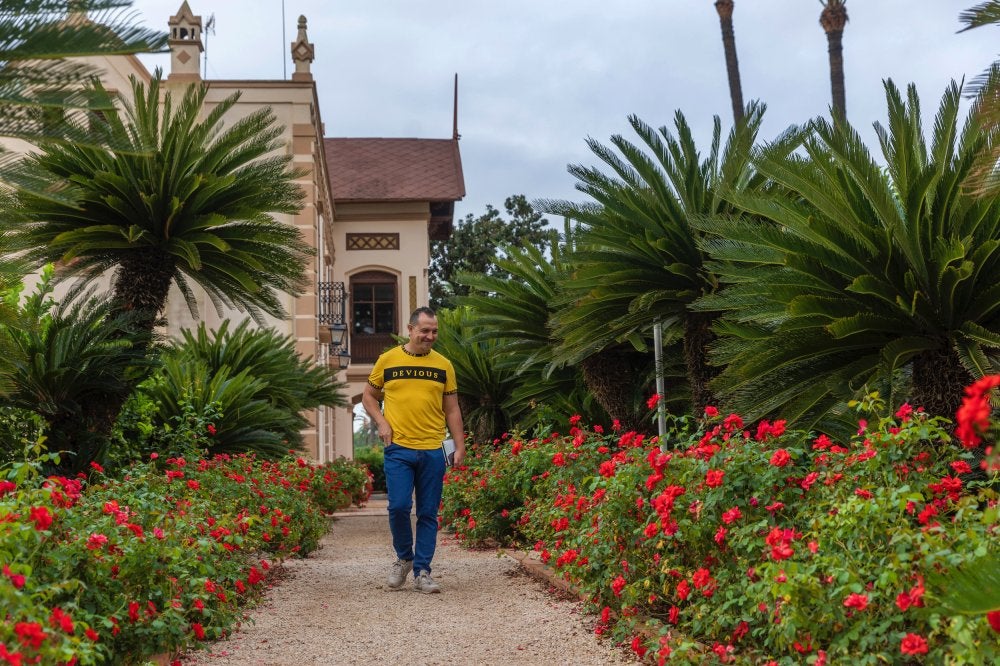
[900,633,928,655]
[769,449,792,467]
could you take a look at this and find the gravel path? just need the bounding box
[180,505,635,665]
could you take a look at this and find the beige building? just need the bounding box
[8,2,464,462]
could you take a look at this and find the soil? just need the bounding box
[179,502,636,665]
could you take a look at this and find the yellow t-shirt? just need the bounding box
[367,345,458,450]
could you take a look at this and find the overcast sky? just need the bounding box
[130,1,998,222]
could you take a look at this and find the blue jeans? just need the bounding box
[383,443,446,575]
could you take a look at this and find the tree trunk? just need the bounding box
[457,393,507,446]
[714,0,744,124]
[683,311,718,414]
[909,347,973,420]
[820,2,848,121]
[112,248,176,323]
[62,248,177,471]
[826,30,846,119]
[579,345,650,433]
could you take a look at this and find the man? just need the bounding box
[362,307,466,593]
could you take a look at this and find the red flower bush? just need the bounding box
[954,374,1000,449]
[0,452,368,663]
[442,386,1000,662]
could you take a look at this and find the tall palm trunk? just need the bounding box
[683,311,718,413]
[820,1,849,120]
[910,347,973,421]
[714,0,744,124]
[579,345,649,433]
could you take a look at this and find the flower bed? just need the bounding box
[0,452,368,665]
[442,391,999,663]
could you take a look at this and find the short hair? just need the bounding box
[409,306,436,326]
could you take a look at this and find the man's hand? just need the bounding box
[442,393,466,467]
[362,383,392,445]
[377,421,393,446]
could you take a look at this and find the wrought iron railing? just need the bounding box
[317,281,349,368]
[317,281,346,327]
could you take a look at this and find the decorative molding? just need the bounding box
[409,276,417,313]
[346,233,400,250]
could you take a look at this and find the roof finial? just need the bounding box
[291,14,315,81]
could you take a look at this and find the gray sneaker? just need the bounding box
[387,559,412,589]
[413,570,441,594]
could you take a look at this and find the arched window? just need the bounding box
[350,271,397,363]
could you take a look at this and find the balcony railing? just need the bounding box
[350,333,395,365]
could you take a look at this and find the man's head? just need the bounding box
[406,307,438,354]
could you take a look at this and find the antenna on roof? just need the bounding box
[203,13,215,78]
[452,73,460,140]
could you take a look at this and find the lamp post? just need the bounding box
[654,318,667,450]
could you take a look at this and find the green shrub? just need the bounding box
[0,406,44,467]
[354,445,385,492]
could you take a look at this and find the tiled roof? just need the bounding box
[324,137,465,202]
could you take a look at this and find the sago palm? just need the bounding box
[140,358,298,459]
[134,320,346,458]
[166,319,347,420]
[457,231,616,431]
[4,273,152,473]
[0,1,165,391]
[540,103,798,415]
[696,80,1000,430]
[8,74,309,329]
[431,306,521,444]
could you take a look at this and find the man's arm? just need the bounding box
[443,393,465,466]
[362,383,393,446]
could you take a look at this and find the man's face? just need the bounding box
[407,313,438,354]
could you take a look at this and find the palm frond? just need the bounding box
[7,73,308,325]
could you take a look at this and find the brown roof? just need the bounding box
[324,138,465,203]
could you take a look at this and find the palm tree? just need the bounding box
[820,0,849,120]
[959,1,1000,196]
[540,103,797,417]
[8,75,309,331]
[696,81,1000,431]
[5,75,309,443]
[714,0,744,124]
[0,1,165,391]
